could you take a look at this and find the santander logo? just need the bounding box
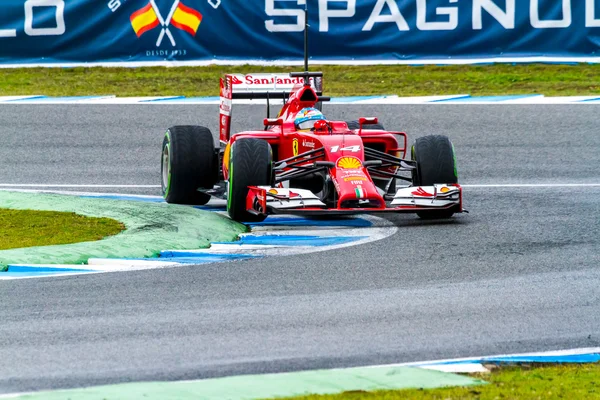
[231,74,313,86]
[411,187,434,197]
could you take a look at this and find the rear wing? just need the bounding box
[219,72,324,144]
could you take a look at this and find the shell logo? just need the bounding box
[223,143,231,173]
[268,189,278,195]
[337,156,362,169]
[440,186,450,193]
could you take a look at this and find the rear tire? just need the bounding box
[227,138,273,222]
[161,125,217,205]
[346,120,385,131]
[411,135,458,219]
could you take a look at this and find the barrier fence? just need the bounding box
[1,0,600,66]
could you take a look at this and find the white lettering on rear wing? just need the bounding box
[227,73,323,93]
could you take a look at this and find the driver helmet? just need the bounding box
[295,108,326,131]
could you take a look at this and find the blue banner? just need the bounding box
[1,0,600,65]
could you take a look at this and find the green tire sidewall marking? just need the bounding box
[451,142,458,179]
[227,144,234,211]
[162,131,172,198]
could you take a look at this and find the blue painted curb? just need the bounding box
[214,235,367,247]
[158,251,258,260]
[157,255,259,264]
[482,354,600,364]
[8,265,94,273]
[433,94,541,103]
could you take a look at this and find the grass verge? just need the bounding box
[1,64,600,97]
[0,209,125,251]
[275,363,600,400]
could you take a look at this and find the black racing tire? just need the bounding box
[346,120,385,131]
[227,138,273,223]
[161,125,217,206]
[411,135,458,219]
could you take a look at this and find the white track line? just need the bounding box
[3,183,600,190]
[0,184,160,188]
[463,183,600,188]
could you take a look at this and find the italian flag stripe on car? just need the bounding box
[355,188,365,199]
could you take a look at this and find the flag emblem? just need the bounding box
[355,187,365,199]
[130,2,160,37]
[171,2,203,36]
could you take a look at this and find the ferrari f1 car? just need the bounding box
[161,72,465,222]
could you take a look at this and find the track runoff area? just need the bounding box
[0,100,599,398]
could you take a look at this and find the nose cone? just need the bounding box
[332,156,385,209]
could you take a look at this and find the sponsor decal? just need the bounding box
[440,186,451,193]
[330,145,361,153]
[337,156,362,169]
[232,75,312,86]
[220,101,231,114]
[222,142,231,174]
[339,168,364,176]
[268,189,300,199]
[343,176,367,182]
[302,140,315,148]
[292,138,299,156]
[355,186,365,199]
[411,187,434,197]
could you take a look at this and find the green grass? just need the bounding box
[275,364,600,400]
[1,64,600,97]
[0,209,125,251]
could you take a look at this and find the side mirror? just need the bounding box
[359,117,379,129]
[264,118,283,126]
[313,120,329,131]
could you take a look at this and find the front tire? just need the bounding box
[227,138,273,222]
[411,135,458,219]
[161,125,217,205]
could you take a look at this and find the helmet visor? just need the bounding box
[296,120,317,130]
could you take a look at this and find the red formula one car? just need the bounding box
[161,71,465,222]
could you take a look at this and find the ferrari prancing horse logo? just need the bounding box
[292,138,299,156]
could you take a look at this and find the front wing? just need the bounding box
[246,185,464,217]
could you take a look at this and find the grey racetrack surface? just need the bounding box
[0,105,599,394]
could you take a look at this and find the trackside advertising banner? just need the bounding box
[1,0,600,65]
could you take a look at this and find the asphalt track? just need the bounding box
[1,104,599,394]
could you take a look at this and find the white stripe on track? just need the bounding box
[463,183,600,188]
[3,183,600,190]
[0,184,160,188]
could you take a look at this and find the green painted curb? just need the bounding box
[8,366,484,400]
[0,191,247,268]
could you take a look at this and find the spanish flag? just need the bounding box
[130,2,160,38]
[171,2,203,36]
